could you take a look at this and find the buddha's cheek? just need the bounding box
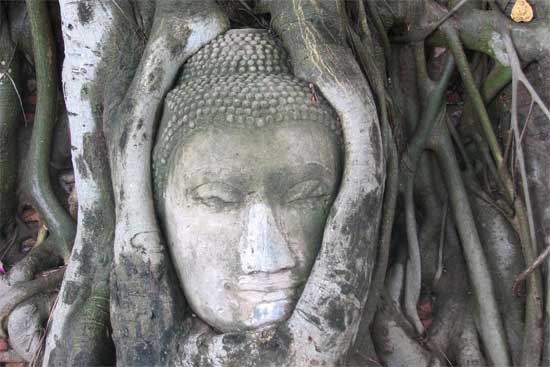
[278,205,329,275]
[165,206,243,323]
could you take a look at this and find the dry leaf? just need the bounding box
[21,207,40,223]
[511,0,534,23]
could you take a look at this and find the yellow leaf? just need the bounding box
[511,0,534,23]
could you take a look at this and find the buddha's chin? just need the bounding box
[243,298,295,330]
[199,297,297,333]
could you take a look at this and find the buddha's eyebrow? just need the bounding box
[268,162,336,189]
[183,166,251,189]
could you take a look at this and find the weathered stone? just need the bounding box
[153,29,342,206]
[152,28,343,333]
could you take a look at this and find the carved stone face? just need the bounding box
[153,29,343,332]
[163,123,341,332]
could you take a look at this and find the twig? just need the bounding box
[500,27,545,367]
[364,0,392,67]
[109,0,146,41]
[238,0,268,29]
[444,25,504,167]
[502,35,550,122]
[503,126,514,165]
[446,116,473,172]
[432,198,448,289]
[0,226,18,261]
[464,178,514,220]
[392,0,470,43]
[30,291,58,367]
[503,31,538,256]
[518,99,534,145]
[431,0,470,33]
[4,73,27,126]
[0,50,27,126]
[513,245,550,296]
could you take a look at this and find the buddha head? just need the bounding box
[153,29,343,333]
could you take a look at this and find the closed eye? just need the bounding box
[191,182,243,210]
[285,180,330,205]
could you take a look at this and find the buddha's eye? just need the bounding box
[285,180,330,207]
[192,182,242,210]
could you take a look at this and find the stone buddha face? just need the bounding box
[153,29,342,333]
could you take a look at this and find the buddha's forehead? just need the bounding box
[170,123,341,189]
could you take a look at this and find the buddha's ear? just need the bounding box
[266,0,385,363]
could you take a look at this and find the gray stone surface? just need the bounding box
[152,29,343,332]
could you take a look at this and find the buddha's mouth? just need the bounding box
[238,287,301,303]
[225,271,306,302]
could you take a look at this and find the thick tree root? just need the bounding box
[20,1,550,366]
[105,1,229,365]
[429,123,510,366]
[452,313,486,367]
[471,195,525,363]
[43,2,118,366]
[24,0,75,261]
[371,291,443,367]
[5,239,63,285]
[0,268,63,338]
[7,292,56,361]
[346,17,399,360]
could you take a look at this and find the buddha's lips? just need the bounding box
[239,289,299,303]
[227,272,305,295]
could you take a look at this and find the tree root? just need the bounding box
[42,3,118,366]
[419,176,470,363]
[24,0,75,261]
[268,0,386,363]
[0,268,63,338]
[346,13,400,353]
[12,1,550,365]
[398,51,455,338]
[428,117,511,365]
[0,7,21,238]
[371,291,443,367]
[444,22,545,366]
[404,177,425,335]
[105,1,229,365]
[5,239,62,285]
[7,292,56,361]
[471,194,525,363]
[452,312,486,367]
[386,254,407,306]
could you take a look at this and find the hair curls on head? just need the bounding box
[152,29,342,210]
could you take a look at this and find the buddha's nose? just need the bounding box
[239,202,296,274]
